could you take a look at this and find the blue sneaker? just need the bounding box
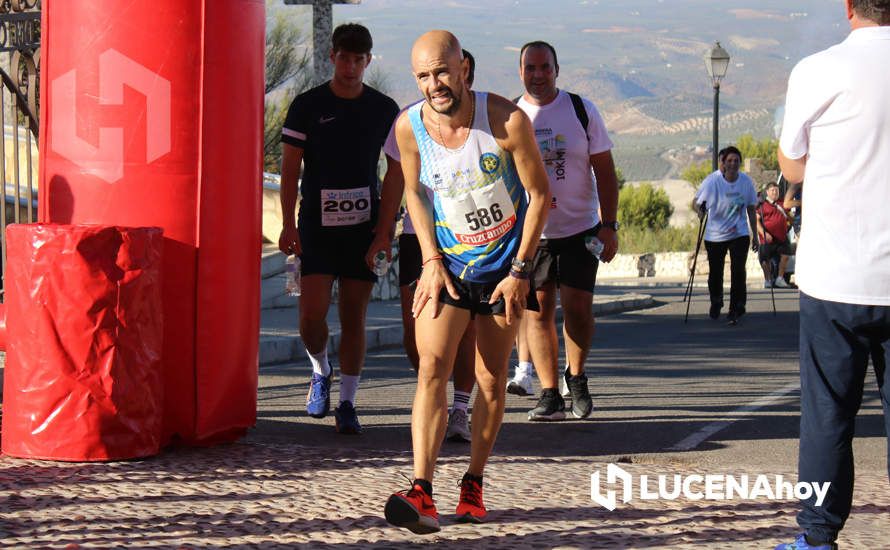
[306,371,332,418]
[334,401,362,434]
[775,534,838,550]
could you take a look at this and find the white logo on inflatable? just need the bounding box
[51,49,172,184]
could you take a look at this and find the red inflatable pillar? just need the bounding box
[38,1,265,444]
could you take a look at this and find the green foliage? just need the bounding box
[736,133,778,171]
[620,223,699,254]
[615,167,626,190]
[680,160,712,190]
[618,183,674,230]
[264,7,312,174]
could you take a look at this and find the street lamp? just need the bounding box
[704,41,730,170]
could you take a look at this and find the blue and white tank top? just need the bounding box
[408,92,527,283]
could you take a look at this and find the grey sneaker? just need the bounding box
[565,369,593,419]
[528,389,566,421]
[445,408,471,443]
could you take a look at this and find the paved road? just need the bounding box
[2,284,887,548]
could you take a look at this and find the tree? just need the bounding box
[615,167,626,190]
[680,160,711,190]
[618,183,674,230]
[736,133,778,171]
[264,6,312,173]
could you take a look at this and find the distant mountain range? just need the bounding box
[274,0,850,178]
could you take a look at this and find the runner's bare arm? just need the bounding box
[488,94,551,324]
[489,94,550,263]
[590,150,620,261]
[395,111,459,318]
[279,143,304,255]
[778,147,806,185]
[366,154,404,267]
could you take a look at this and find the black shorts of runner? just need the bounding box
[398,233,422,287]
[531,225,600,293]
[758,240,792,263]
[300,227,377,282]
[434,268,540,319]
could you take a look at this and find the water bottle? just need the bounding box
[373,250,390,277]
[285,255,301,297]
[585,235,604,260]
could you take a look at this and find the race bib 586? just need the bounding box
[441,181,516,246]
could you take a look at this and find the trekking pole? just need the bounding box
[684,211,708,324]
[683,211,707,303]
[769,256,777,317]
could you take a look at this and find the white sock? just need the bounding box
[518,361,535,377]
[452,390,471,412]
[339,374,360,405]
[307,348,331,377]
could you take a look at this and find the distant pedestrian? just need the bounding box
[757,182,794,289]
[774,1,890,549]
[694,146,759,325]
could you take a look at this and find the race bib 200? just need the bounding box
[321,187,372,227]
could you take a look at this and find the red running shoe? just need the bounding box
[384,483,440,534]
[455,475,487,523]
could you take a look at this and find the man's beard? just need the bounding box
[427,84,463,116]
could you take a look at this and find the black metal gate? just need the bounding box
[0,0,40,296]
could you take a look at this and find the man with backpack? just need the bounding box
[506,41,620,421]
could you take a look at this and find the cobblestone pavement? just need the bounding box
[2,289,888,548]
[1,443,887,549]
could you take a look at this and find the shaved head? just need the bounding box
[410,30,470,116]
[411,30,463,69]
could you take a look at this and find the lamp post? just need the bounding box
[704,41,730,171]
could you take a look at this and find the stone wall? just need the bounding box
[598,250,763,280]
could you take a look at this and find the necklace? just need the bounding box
[434,93,475,153]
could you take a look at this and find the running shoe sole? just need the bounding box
[446,432,471,443]
[384,496,440,534]
[527,411,566,421]
[455,512,485,524]
[506,382,533,396]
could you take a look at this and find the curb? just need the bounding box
[259,293,656,367]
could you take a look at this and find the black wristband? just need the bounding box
[508,269,529,280]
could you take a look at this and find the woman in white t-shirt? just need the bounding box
[693,146,760,324]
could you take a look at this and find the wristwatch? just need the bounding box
[511,258,532,273]
[602,220,620,231]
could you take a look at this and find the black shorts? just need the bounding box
[300,227,377,282]
[531,226,600,293]
[398,233,422,287]
[435,269,540,319]
[758,240,792,263]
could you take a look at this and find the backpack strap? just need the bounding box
[568,92,589,139]
[515,92,590,142]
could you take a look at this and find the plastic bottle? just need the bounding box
[373,250,390,277]
[285,255,301,297]
[585,235,604,260]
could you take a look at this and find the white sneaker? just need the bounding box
[445,408,471,442]
[559,365,571,397]
[506,369,534,396]
[773,277,790,288]
[764,279,774,289]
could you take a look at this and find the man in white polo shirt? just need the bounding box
[774,1,890,549]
